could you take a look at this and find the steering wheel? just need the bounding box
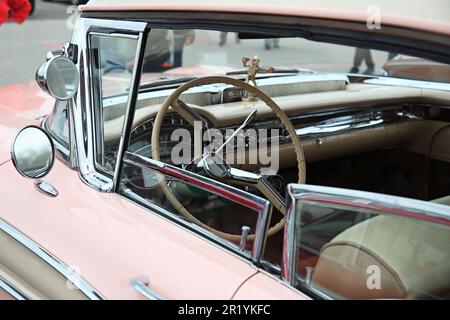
[151,76,306,242]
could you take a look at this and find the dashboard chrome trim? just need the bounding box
[290,106,424,141]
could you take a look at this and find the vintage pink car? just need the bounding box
[0,0,449,300]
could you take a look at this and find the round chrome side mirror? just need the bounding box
[36,56,79,101]
[11,126,55,180]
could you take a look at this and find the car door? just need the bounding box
[0,154,273,299]
[280,184,450,300]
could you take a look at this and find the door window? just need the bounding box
[284,185,450,299]
[89,33,139,172]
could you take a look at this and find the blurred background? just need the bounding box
[0,0,448,87]
[0,0,84,86]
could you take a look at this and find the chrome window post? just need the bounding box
[112,30,149,192]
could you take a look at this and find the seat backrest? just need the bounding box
[432,195,450,206]
[311,214,450,299]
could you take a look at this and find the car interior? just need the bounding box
[107,74,450,281]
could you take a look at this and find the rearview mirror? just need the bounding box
[36,56,79,101]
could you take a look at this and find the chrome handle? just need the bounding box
[239,226,251,251]
[129,276,166,300]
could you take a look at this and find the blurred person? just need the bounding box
[141,29,172,72]
[264,38,280,50]
[218,32,240,46]
[349,47,375,75]
[0,0,31,25]
[173,30,195,68]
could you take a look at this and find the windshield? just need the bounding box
[99,27,449,101]
[92,26,450,173]
[89,25,450,278]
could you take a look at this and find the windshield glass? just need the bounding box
[94,26,450,173]
[101,27,449,102]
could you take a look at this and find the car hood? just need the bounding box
[0,82,54,164]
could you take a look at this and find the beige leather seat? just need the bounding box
[432,195,450,206]
[311,214,450,299]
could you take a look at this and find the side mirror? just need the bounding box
[11,126,58,197]
[36,56,79,101]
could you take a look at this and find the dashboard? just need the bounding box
[123,104,429,168]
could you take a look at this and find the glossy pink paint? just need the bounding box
[0,72,301,301]
[0,82,54,164]
[0,159,259,299]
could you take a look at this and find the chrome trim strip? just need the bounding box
[282,185,297,284]
[129,276,165,300]
[0,277,27,300]
[41,116,71,166]
[233,105,423,145]
[0,218,105,300]
[290,184,450,219]
[122,151,272,263]
[67,99,79,169]
[89,32,139,40]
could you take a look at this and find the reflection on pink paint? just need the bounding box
[42,39,64,49]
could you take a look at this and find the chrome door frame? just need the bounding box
[282,183,450,293]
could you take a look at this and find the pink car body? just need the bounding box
[0,0,449,300]
[0,81,305,299]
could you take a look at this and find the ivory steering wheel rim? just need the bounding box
[151,76,306,242]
